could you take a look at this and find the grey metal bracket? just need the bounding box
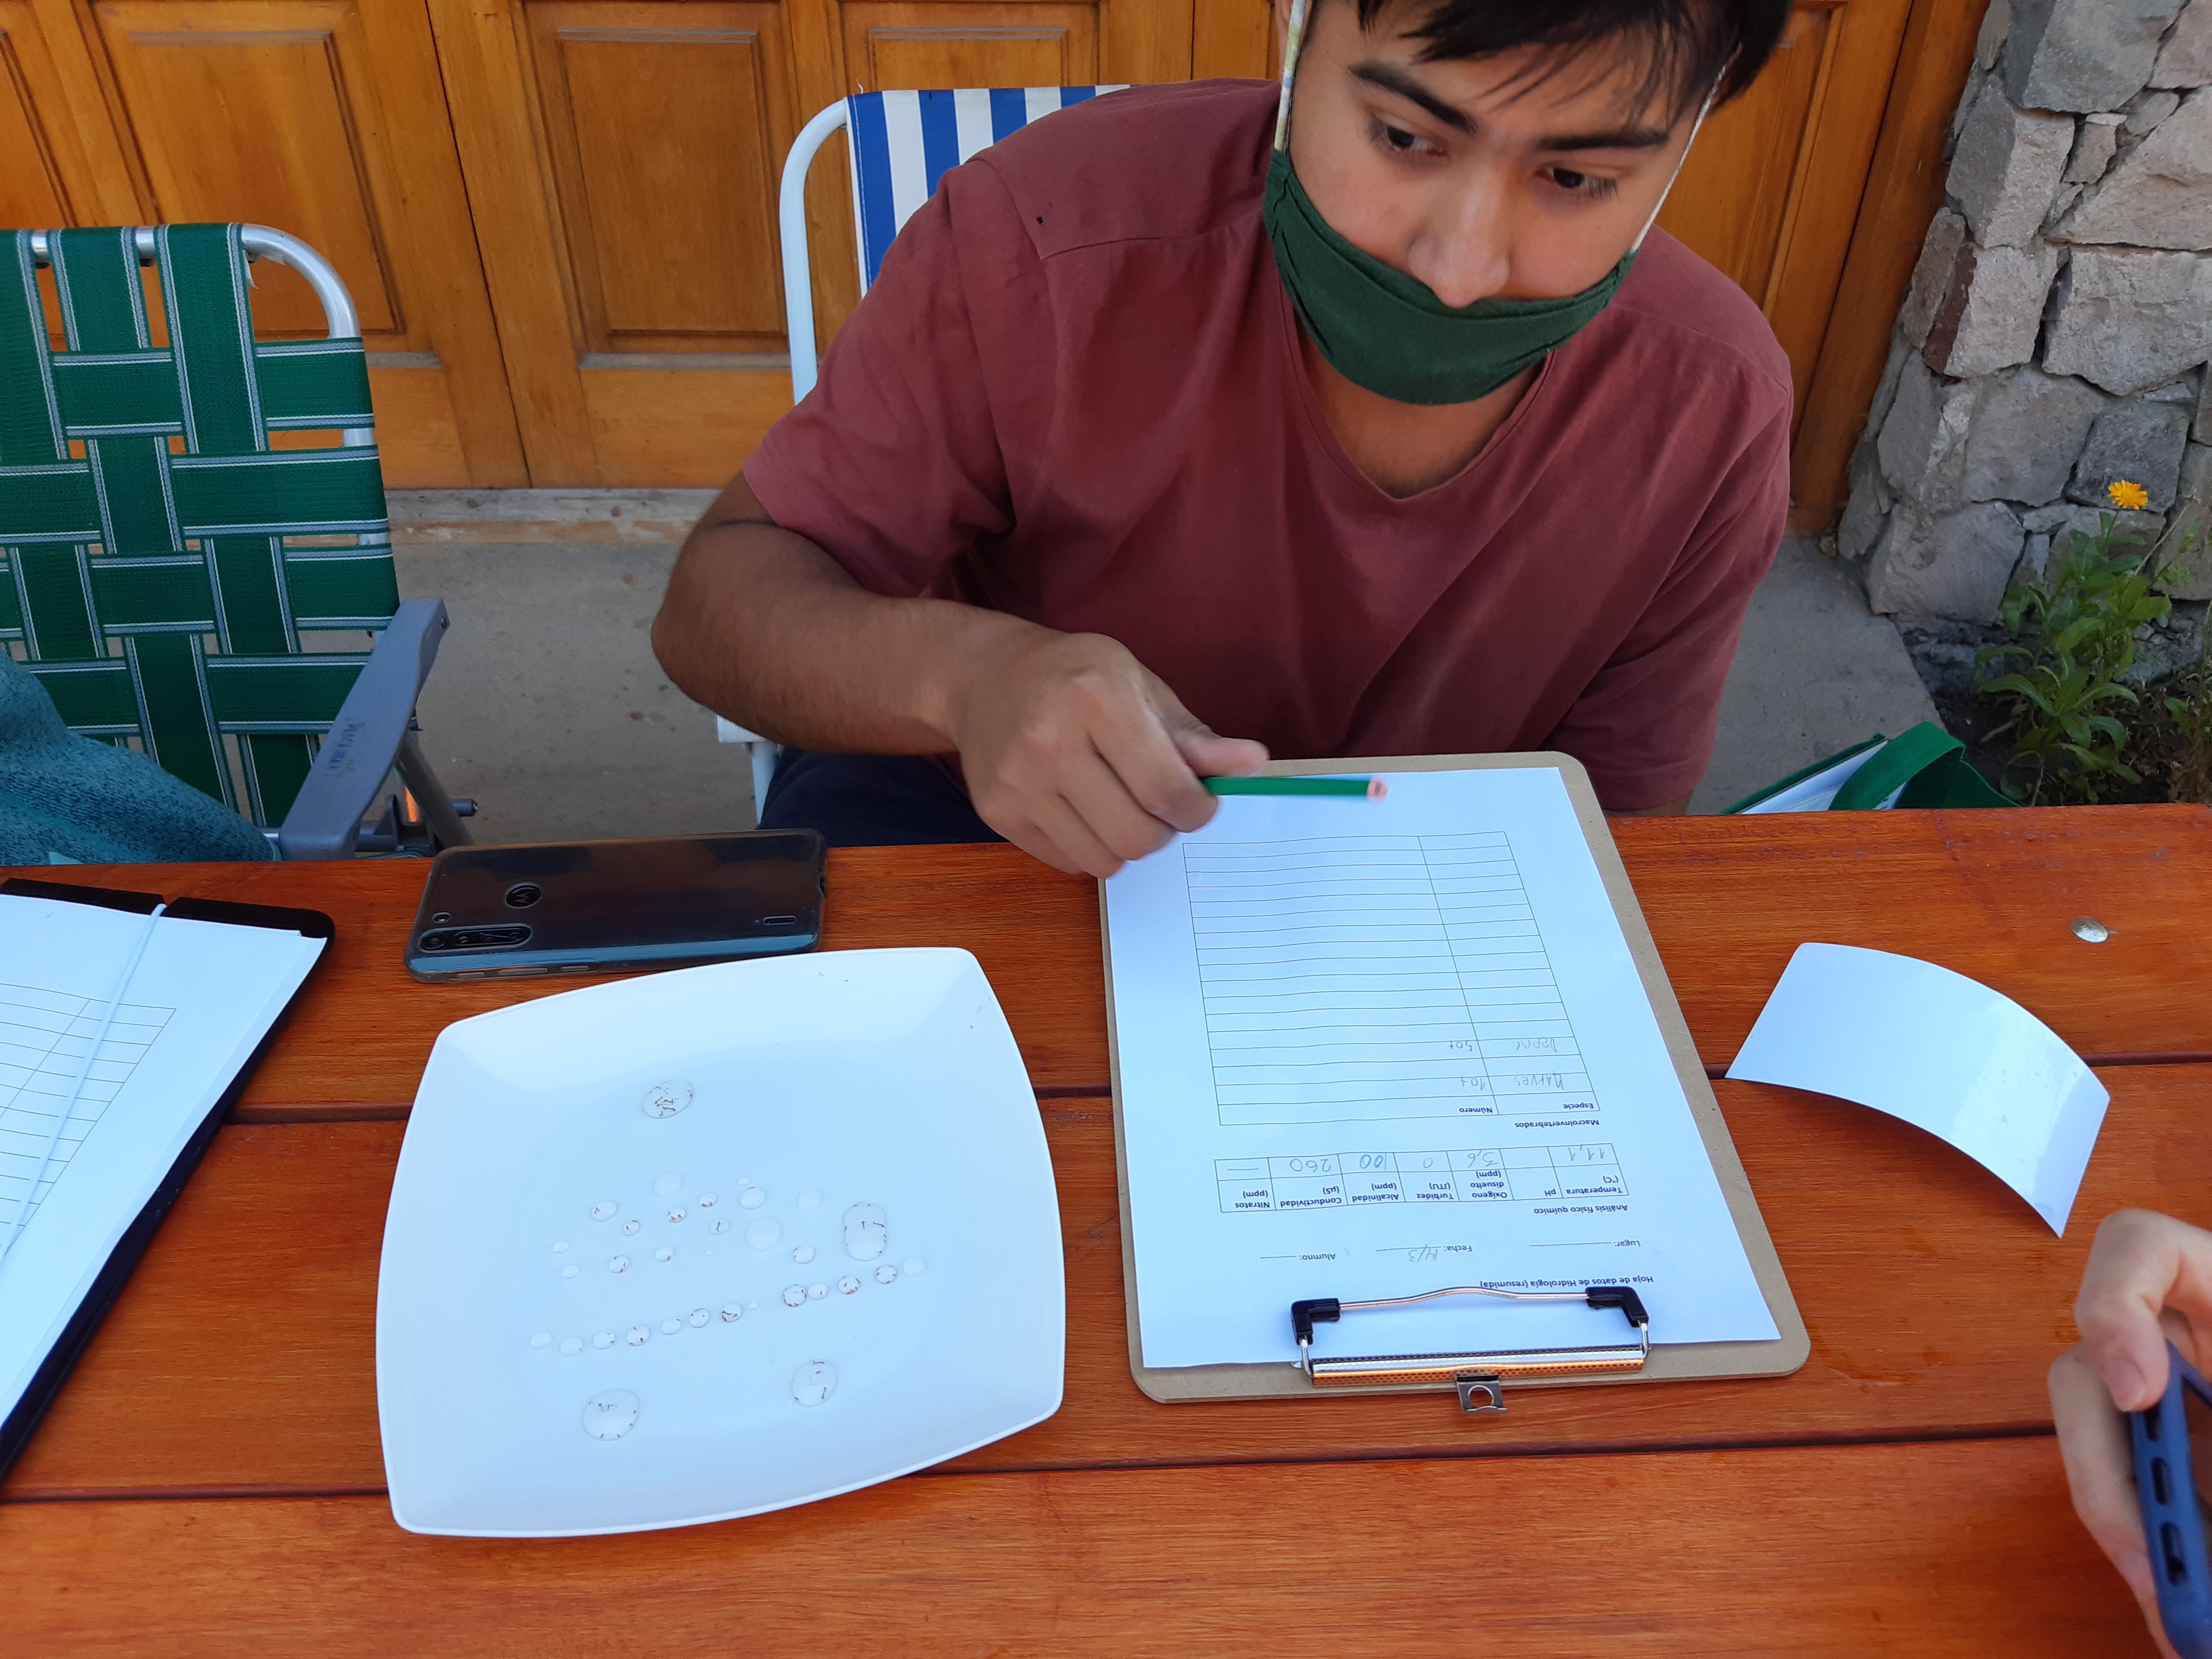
[278,596,475,859]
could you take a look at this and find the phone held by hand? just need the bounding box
[405,830,827,982]
[2132,1343,2212,1659]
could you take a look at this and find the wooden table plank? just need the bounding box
[1617,804,2212,1064]
[14,1062,2207,1499]
[15,805,2212,1119]
[0,1438,2154,1657]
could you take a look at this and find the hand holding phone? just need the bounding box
[2051,1209,2212,1659]
[2131,1346,2212,1658]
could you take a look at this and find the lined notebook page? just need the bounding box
[0,894,323,1424]
[1104,766,1777,1371]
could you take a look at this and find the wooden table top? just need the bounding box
[9,807,2205,1653]
[11,1063,2208,1499]
[21,805,2212,1124]
[0,1439,2156,1656]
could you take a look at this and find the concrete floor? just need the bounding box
[1687,538,1941,814]
[397,542,754,845]
[395,535,1937,844]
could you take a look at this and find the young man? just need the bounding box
[654,0,1795,877]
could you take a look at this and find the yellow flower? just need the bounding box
[2108,479,2151,511]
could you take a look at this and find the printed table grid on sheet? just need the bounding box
[1212,1143,1625,1212]
[1183,834,1597,1126]
[0,984,173,1224]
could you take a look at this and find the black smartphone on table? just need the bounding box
[405,830,827,982]
[2133,1343,2212,1659]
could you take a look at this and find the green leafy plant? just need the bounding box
[2164,678,2212,805]
[1975,490,2181,805]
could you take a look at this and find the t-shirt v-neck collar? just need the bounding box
[1270,262,1558,509]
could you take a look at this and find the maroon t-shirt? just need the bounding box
[747,79,1791,809]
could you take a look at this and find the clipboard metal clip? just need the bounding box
[1290,1284,1651,1413]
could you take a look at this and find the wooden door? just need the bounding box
[6,0,1972,507]
[0,0,526,486]
[1653,0,1914,451]
[433,0,1191,485]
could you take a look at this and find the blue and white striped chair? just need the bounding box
[780,85,1129,399]
[717,84,1128,806]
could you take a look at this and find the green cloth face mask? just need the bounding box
[1264,149,1635,405]
[1262,0,1717,407]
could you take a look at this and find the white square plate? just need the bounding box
[376,947,1064,1537]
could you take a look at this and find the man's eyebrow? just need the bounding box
[1539,123,1675,153]
[1349,62,1476,133]
[1350,60,1677,153]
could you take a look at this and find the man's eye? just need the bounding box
[1374,120,1423,154]
[1549,168,1618,200]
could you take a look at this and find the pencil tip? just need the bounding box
[1368,778,1387,799]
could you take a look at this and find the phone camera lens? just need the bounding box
[505,884,543,909]
[430,912,451,925]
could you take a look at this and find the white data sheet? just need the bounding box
[1104,766,1779,1370]
[0,893,324,1426]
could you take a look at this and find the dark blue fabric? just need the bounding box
[916,91,962,201]
[988,89,1029,142]
[848,94,899,289]
[758,749,1005,848]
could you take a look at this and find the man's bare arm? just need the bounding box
[651,475,1266,876]
[653,473,1018,756]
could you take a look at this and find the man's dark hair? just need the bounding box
[1351,0,1792,115]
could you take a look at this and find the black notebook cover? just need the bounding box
[0,878,334,1479]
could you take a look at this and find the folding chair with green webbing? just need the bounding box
[0,223,472,857]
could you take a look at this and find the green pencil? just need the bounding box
[1204,776,1387,799]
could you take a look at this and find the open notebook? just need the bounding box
[0,878,330,1475]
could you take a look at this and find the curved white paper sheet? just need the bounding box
[1725,943,2109,1235]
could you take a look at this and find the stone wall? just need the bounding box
[1838,0,2212,687]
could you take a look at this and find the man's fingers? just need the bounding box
[2077,1210,2212,1410]
[984,780,1140,881]
[2051,1346,2157,1601]
[1058,749,1178,869]
[1135,681,1266,831]
[1083,693,1221,837]
[977,796,1121,880]
[1177,729,1270,781]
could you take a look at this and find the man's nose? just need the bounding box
[1407,172,1515,309]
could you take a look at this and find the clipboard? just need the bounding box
[0,877,334,1477]
[1102,752,1810,1407]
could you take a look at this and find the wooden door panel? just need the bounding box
[1659,6,1833,309]
[0,0,142,230]
[0,12,73,225]
[1655,0,1911,441]
[842,3,1097,89]
[861,26,1074,86]
[93,10,401,337]
[1191,0,1265,80]
[526,1,798,355]
[43,0,526,484]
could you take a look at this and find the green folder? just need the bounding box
[1723,722,2011,814]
